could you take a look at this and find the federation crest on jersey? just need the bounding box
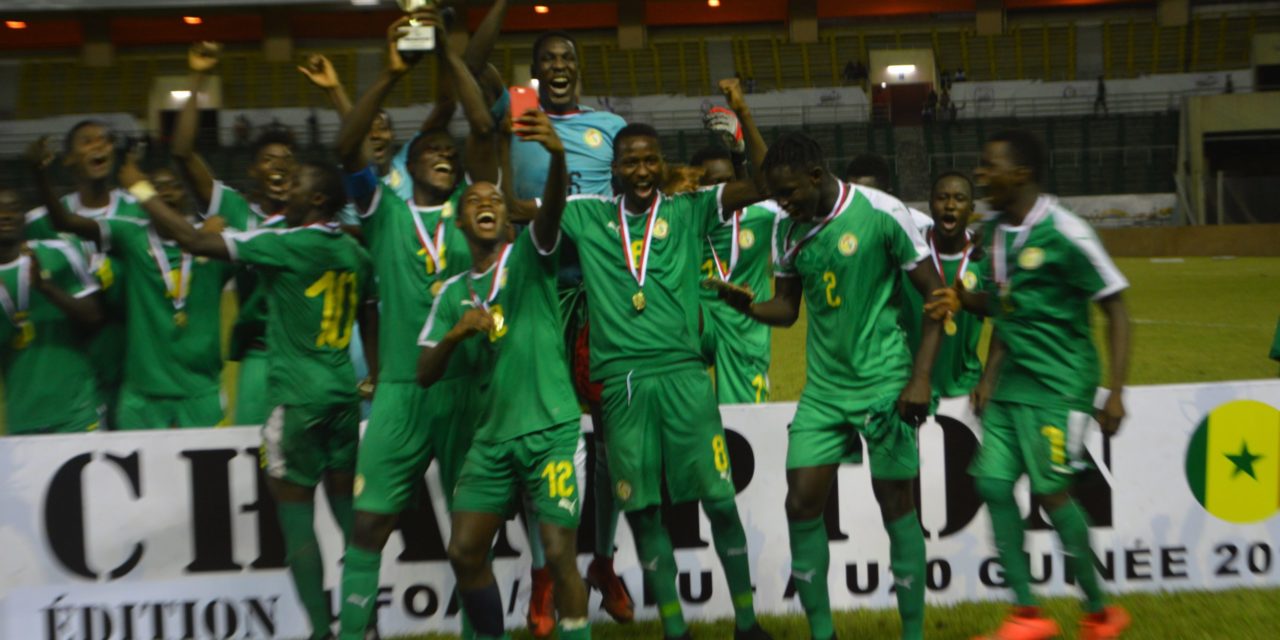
[1019,247,1045,270]
[653,218,670,240]
[430,280,444,296]
[584,128,604,148]
[388,168,403,189]
[962,270,978,290]
[442,201,455,219]
[353,474,366,497]
[738,228,756,249]
[838,232,858,256]
[616,480,632,502]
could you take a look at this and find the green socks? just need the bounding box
[337,545,382,639]
[886,511,926,640]
[1048,499,1107,613]
[977,477,1037,607]
[703,498,757,631]
[788,516,833,640]
[625,508,687,638]
[327,493,354,544]
[594,448,621,558]
[559,618,591,640]
[276,500,331,639]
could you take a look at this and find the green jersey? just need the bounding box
[26,191,145,395]
[775,182,929,404]
[225,223,376,406]
[360,183,471,383]
[561,186,729,380]
[928,242,987,398]
[98,218,234,397]
[698,202,779,362]
[981,195,1128,408]
[206,181,287,360]
[0,241,100,433]
[420,229,577,443]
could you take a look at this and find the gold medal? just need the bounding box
[489,307,507,342]
[12,312,33,350]
[944,316,958,336]
[174,310,189,328]
[632,290,646,312]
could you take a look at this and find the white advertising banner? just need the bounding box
[3,380,1279,638]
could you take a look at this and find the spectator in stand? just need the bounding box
[954,68,966,82]
[1094,76,1108,117]
[939,88,954,123]
[843,60,857,85]
[233,115,251,148]
[1225,74,1235,94]
[923,89,938,123]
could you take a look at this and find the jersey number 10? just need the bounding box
[306,270,359,349]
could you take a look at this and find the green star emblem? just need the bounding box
[1225,441,1263,480]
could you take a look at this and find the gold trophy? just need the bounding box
[396,0,437,53]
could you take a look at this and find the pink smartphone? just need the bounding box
[509,86,540,133]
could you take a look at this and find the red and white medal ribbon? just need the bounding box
[707,209,742,282]
[618,195,660,291]
[929,229,973,287]
[466,243,513,312]
[781,180,851,266]
[147,228,193,314]
[410,204,447,271]
[0,257,30,327]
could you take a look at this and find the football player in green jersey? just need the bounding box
[25,119,145,429]
[558,120,772,640]
[0,188,103,435]
[123,159,379,640]
[417,109,592,640]
[927,130,1131,640]
[333,13,502,640]
[172,41,307,426]
[712,133,946,640]
[924,171,987,400]
[32,143,235,430]
[695,78,778,405]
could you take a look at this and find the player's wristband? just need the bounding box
[128,180,158,203]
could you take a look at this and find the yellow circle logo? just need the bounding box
[430,281,444,296]
[1018,247,1045,270]
[442,201,455,219]
[388,168,403,189]
[738,228,755,249]
[584,128,604,148]
[353,474,366,497]
[962,270,978,290]
[616,480,632,502]
[653,218,670,240]
[1186,400,1280,523]
[838,233,858,256]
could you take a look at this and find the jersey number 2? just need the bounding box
[306,270,358,349]
[823,271,842,307]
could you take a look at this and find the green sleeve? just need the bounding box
[419,280,461,348]
[226,230,290,269]
[1269,317,1280,362]
[25,211,57,241]
[206,182,252,231]
[44,243,99,298]
[689,184,727,236]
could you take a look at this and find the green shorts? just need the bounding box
[600,365,736,511]
[234,349,271,426]
[8,406,102,435]
[354,382,434,514]
[116,386,224,430]
[261,402,360,487]
[710,345,770,405]
[970,399,1092,495]
[787,391,919,479]
[452,421,585,529]
[424,377,486,504]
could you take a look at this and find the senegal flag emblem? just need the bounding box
[1185,400,1280,523]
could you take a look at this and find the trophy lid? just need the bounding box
[397,0,433,11]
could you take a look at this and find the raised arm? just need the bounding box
[416,308,493,388]
[338,14,424,173]
[513,110,566,250]
[441,31,499,183]
[1096,292,1130,436]
[718,78,768,175]
[26,247,103,328]
[299,54,353,119]
[118,158,230,260]
[172,42,222,209]
[26,138,100,243]
[461,0,508,78]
